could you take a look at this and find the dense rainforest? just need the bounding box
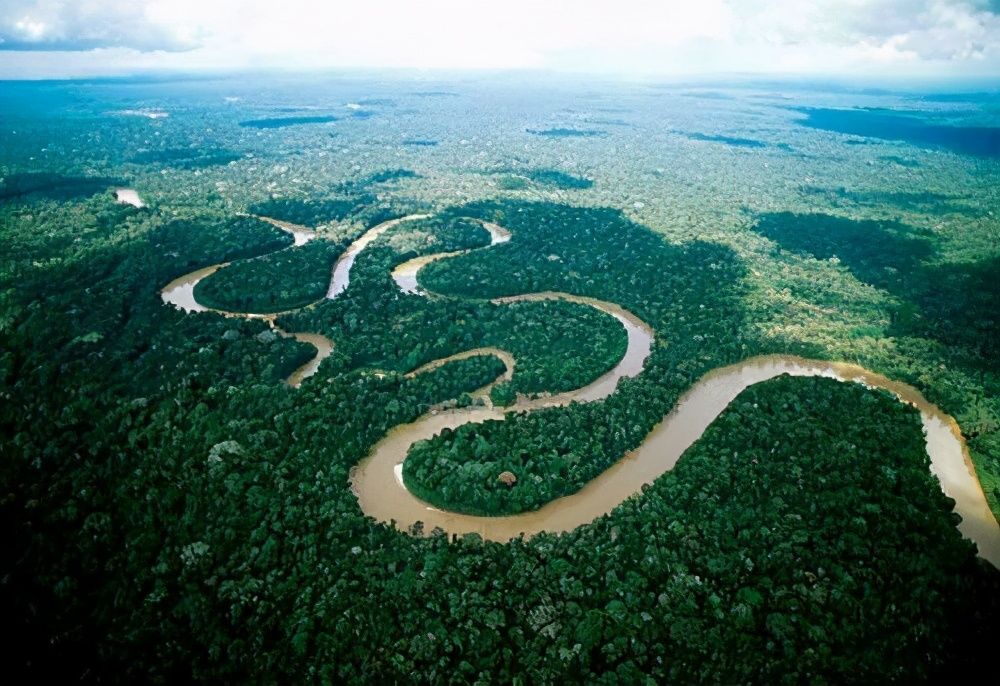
[195,237,346,313]
[3,184,999,683]
[3,75,1000,683]
[402,200,1000,518]
[275,213,629,401]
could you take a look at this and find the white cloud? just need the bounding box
[716,0,1000,69]
[0,0,198,50]
[1,0,998,77]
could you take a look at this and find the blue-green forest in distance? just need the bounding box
[2,73,999,683]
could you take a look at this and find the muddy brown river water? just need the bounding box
[351,354,1000,567]
[161,213,1000,566]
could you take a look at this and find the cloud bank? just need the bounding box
[1,0,998,78]
[0,1,198,51]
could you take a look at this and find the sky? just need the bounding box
[1,0,999,80]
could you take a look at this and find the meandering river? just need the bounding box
[161,212,1000,566]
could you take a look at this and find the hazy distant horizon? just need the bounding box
[2,1,999,80]
[3,68,1000,96]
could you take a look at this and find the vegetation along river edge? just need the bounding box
[160,210,1000,565]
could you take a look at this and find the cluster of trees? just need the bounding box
[397,201,1000,520]
[279,212,629,402]
[3,189,999,683]
[248,197,370,226]
[381,215,485,255]
[752,211,1000,511]
[489,168,594,191]
[341,168,420,191]
[156,215,296,274]
[248,193,406,231]
[195,238,345,313]
[523,168,593,189]
[2,198,321,396]
[754,211,999,366]
[683,131,771,148]
[490,301,626,401]
[398,200,752,514]
[403,403,632,514]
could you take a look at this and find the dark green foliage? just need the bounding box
[340,168,419,192]
[402,200,749,514]
[0,180,1000,683]
[239,115,337,128]
[3,206,312,395]
[489,381,517,407]
[525,169,592,189]
[498,302,626,395]
[0,172,125,201]
[195,239,345,313]
[156,215,296,274]
[248,196,371,226]
[752,210,1000,517]
[755,212,933,279]
[278,212,628,397]
[753,212,999,366]
[381,215,490,255]
[362,168,418,184]
[496,175,530,190]
[492,168,594,190]
[407,377,1000,683]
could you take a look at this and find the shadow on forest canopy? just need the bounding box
[0,173,126,202]
[753,211,1000,368]
[681,132,771,149]
[799,185,973,214]
[793,107,1000,158]
[239,115,338,129]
